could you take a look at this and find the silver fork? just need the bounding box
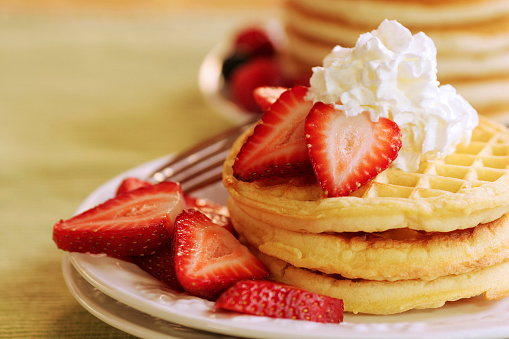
[149,117,257,193]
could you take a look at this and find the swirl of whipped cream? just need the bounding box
[307,19,479,172]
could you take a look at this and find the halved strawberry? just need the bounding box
[305,102,402,197]
[115,179,233,233]
[172,209,269,300]
[53,181,185,257]
[116,177,152,196]
[253,86,288,111]
[184,195,228,216]
[233,86,314,181]
[115,178,231,232]
[132,196,233,292]
[131,244,184,292]
[184,195,235,236]
[215,280,344,323]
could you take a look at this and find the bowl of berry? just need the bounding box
[198,21,310,122]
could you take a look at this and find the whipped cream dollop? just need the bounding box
[307,19,479,172]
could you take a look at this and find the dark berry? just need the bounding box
[221,52,249,82]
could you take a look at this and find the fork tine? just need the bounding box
[182,172,223,193]
[169,151,229,183]
[150,117,257,185]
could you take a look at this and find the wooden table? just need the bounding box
[0,1,280,337]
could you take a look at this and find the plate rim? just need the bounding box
[64,153,509,339]
[66,154,339,339]
[63,253,229,339]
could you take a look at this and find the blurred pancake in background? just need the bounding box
[283,0,509,123]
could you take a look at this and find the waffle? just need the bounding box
[230,200,509,281]
[223,117,509,233]
[223,110,509,314]
[282,0,509,122]
[251,248,509,315]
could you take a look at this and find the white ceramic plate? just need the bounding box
[63,154,509,338]
[62,253,230,339]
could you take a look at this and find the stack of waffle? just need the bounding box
[283,0,509,123]
[223,117,509,314]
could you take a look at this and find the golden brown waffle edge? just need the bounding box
[250,247,509,315]
[230,198,509,281]
[223,117,509,233]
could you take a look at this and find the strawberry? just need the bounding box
[222,27,276,82]
[53,181,185,257]
[305,102,402,197]
[287,71,311,87]
[230,58,285,113]
[215,280,344,323]
[172,209,269,300]
[253,86,288,111]
[132,196,234,292]
[116,177,152,196]
[131,245,184,292]
[232,86,314,181]
[116,179,230,225]
[184,195,235,236]
[115,179,235,236]
[184,195,228,214]
[233,27,275,58]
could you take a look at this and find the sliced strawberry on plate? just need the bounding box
[184,195,235,236]
[133,196,235,292]
[172,209,269,300]
[116,177,152,196]
[131,244,184,292]
[232,86,314,182]
[305,102,402,197]
[53,181,185,257]
[253,86,288,111]
[215,280,344,323]
[184,195,228,216]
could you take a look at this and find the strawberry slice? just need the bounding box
[305,102,402,197]
[131,245,184,292]
[115,179,234,233]
[253,86,288,111]
[184,195,235,236]
[115,178,232,232]
[172,209,269,300]
[116,177,152,196]
[215,280,344,323]
[132,196,234,293]
[232,86,314,181]
[53,181,185,257]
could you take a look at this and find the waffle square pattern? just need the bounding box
[223,116,509,314]
[224,117,509,234]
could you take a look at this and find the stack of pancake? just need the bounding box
[282,0,509,123]
[223,116,509,314]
